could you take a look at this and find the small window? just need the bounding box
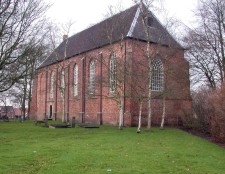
[151,59,163,91]
[50,72,54,98]
[109,53,116,92]
[89,60,95,94]
[74,64,78,96]
[146,16,153,27]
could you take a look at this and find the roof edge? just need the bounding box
[37,37,184,70]
[127,5,140,37]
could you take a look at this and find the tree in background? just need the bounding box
[184,0,225,89]
[183,0,225,143]
[0,0,49,92]
[0,0,51,119]
[211,85,225,143]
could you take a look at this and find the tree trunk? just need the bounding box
[22,81,27,121]
[61,91,66,123]
[22,63,28,121]
[147,59,152,130]
[27,79,32,120]
[160,94,166,129]
[137,100,143,133]
[64,90,66,123]
[118,92,124,130]
[27,60,36,120]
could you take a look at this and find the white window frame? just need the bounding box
[89,60,95,94]
[74,64,78,96]
[151,59,163,91]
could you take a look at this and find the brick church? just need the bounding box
[30,3,192,126]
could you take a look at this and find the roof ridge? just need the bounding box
[69,4,139,41]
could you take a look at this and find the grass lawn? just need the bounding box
[0,121,225,174]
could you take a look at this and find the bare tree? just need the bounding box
[132,0,187,130]
[129,59,149,133]
[184,0,225,89]
[93,5,133,130]
[133,0,154,131]
[134,0,165,130]
[98,31,129,130]
[0,0,49,92]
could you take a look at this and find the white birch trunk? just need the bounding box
[118,92,124,130]
[147,55,152,130]
[61,90,65,122]
[63,89,66,123]
[137,100,143,133]
[140,3,152,131]
[160,95,166,129]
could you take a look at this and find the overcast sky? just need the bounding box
[44,0,198,35]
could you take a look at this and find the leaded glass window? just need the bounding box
[74,64,78,96]
[109,53,116,92]
[61,70,65,89]
[89,60,95,94]
[151,59,163,91]
[50,72,54,98]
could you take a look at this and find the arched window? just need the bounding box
[39,73,43,93]
[89,60,95,94]
[61,70,65,89]
[74,64,78,96]
[38,73,44,98]
[50,72,54,98]
[151,59,163,91]
[109,53,116,92]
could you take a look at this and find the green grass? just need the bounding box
[0,121,225,174]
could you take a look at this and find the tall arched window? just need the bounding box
[109,53,116,92]
[50,72,54,98]
[60,70,65,97]
[61,70,65,89]
[39,73,44,98]
[74,64,78,96]
[89,60,95,94]
[151,59,163,91]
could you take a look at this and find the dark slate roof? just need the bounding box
[38,3,181,69]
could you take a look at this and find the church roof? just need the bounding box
[39,3,181,69]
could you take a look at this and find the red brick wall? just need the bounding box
[30,38,192,126]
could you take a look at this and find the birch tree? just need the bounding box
[130,59,149,133]
[135,0,164,130]
[95,5,130,130]
[98,37,129,130]
[133,0,184,130]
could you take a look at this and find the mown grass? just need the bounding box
[0,121,225,174]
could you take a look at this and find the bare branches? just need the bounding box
[0,0,49,92]
[185,0,225,89]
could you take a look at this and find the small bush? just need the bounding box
[182,108,197,129]
[191,88,212,133]
[211,86,225,143]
